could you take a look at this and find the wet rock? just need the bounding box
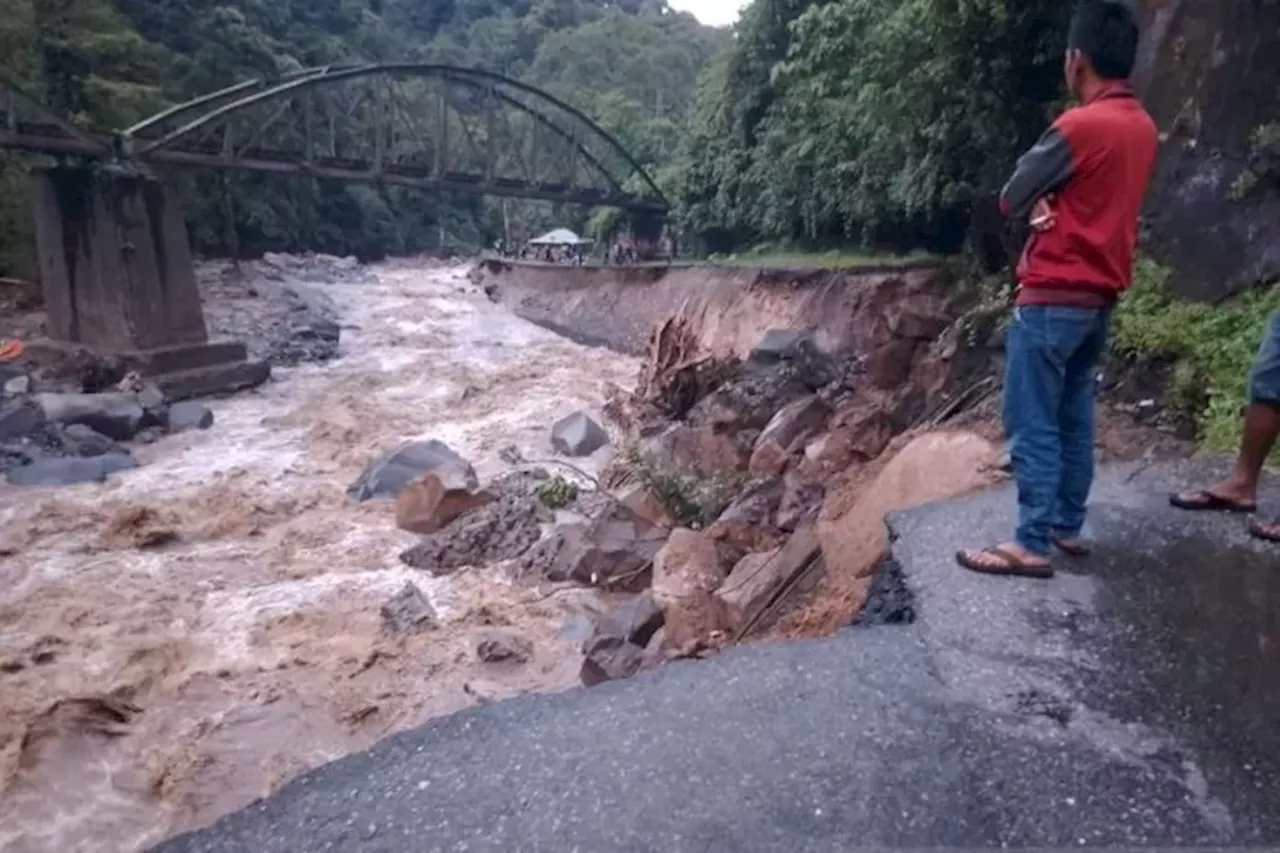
[60,424,125,457]
[380,582,436,634]
[750,330,815,364]
[716,478,784,527]
[395,469,497,535]
[34,392,145,441]
[652,528,734,647]
[518,501,667,589]
[551,411,610,457]
[757,395,832,456]
[6,453,137,486]
[399,494,543,574]
[777,473,826,532]
[591,591,666,649]
[474,630,532,664]
[0,399,44,441]
[645,423,749,476]
[4,374,30,395]
[167,401,214,433]
[611,482,673,529]
[348,440,474,502]
[716,526,821,633]
[580,636,647,687]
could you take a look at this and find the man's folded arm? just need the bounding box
[999,125,1074,219]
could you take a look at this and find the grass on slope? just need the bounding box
[704,243,943,271]
[1113,258,1280,452]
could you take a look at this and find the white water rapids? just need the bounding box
[0,258,638,853]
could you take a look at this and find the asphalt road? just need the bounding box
[155,457,1280,851]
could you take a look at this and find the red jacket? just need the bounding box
[1000,82,1158,305]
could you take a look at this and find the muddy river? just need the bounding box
[0,258,638,853]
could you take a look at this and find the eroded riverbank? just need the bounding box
[0,258,637,853]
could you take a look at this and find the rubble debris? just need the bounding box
[380,582,437,634]
[717,525,821,634]
[167,401,215,432]
[551,411,610,457]
[0,399,44,441]
[590,592,665,649]
[34,392,146,441]
[580,635,647,687]
[399,494,543,575]
[716,477,784,527]
[750,329,815,364]
[396,469,498,535]
[517,500,667,589]
[777,472,826,532]
[6,453,137,486]
[611,482,673,529]
[751,394,833,475]
[473,630,533,664]
[348,440,474,502]
[652,528,728,603]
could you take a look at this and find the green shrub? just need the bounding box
[534,476,580,510]
[1112,258,1280,451]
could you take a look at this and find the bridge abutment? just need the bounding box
[30,165,268,398]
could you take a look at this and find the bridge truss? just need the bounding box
[0,64,669,216]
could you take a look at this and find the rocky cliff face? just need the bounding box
[1135,0,1280,300]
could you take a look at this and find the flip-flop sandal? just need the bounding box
[1051,535,1091,557]
[955,547,1053,579]
[1168,490,1257,514]
[1249,520,1280,544]
[0,339,22,361]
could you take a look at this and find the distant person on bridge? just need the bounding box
[1170,316,1280,542]
[957,0,1157,578]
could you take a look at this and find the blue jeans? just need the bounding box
[1003,305,1112,555]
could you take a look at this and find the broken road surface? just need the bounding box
[155,457,1280,851]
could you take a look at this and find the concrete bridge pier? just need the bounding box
[29,165,268,398]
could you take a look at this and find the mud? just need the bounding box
[0,258,637,853]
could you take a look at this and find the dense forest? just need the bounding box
[0,0,723,271]
[671,0,1073,255]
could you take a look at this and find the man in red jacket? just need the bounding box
[958,0,1158,577]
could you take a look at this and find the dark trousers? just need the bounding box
[1003,305,1112,555]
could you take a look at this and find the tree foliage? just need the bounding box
[0,0,723,273]
[673,0,1072,254]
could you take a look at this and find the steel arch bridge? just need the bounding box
[0,63,669,216]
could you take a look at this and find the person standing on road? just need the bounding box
[1169,314,1280,542]
[957,0,1158,578]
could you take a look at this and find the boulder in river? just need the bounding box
[395,469,498,535]
[34,392,145,441]
[0,400,44,442]
[167,401,215,433]
[60,424,126,457]
[348,440,474,502]
[380,582,437,634]
[518,500,668,589]
[473,630,532,664]
[551,411,610,457]
[6,453,137,486]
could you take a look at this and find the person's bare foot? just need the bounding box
[955,542,1053,579]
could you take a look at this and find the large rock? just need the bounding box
[395,469,498,535]
[590,592,665,649]
[474,630,532,664]
[652,528,734,649]
[551,411,610,457]
[715,478,784,528]
[348,440,474,501]
[580,636,647,687]
[167,401,214,432]
[60,424,125,457]
[0,400,44,442]
[611,482,673,529]
[755,395,832,458]
[34,392,145,441]
[380,582,436,634]
[750,330,815,364]
[644,423,750,476]
[518,501,668,589]
[6,453,137,486]
[716,526,820,633]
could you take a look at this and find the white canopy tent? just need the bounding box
[527,228,591,246]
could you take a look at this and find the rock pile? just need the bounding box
[0,370,215,486]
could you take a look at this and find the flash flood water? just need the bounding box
[0,258,639,853]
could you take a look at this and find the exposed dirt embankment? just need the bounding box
[477,260,952,363]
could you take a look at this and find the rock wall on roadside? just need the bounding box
[1135,0,1280,300]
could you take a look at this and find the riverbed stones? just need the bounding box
[5,453,137,486]
[167,401,215,432]
[380,582,436,634]
[348,440,474,501]
[35,392,146,441]
[551,411,610,457]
